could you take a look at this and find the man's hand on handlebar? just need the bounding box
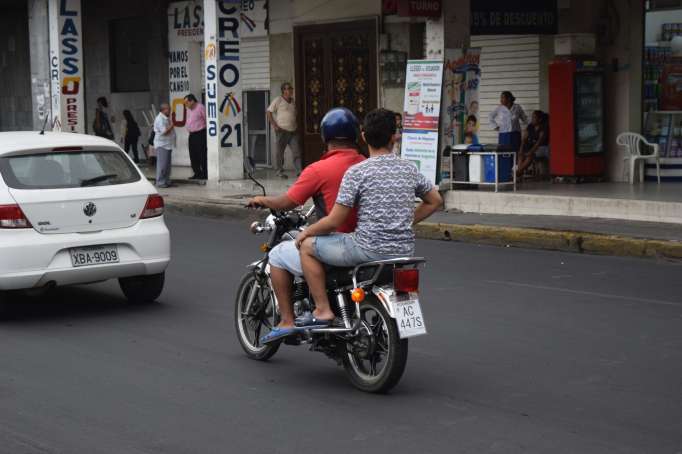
[246,196,267,209]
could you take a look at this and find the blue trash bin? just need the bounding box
[483,154,513,183]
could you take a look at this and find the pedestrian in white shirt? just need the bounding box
[488,91,527,150]
[153,103,176,188]
[267,82,302,178]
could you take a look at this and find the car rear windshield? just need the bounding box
[0,149,141,189]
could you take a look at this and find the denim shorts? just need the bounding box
[312,233,402,267]
[269,240,303,276]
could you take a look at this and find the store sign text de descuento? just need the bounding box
[471,0,557,35]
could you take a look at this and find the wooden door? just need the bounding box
[294,20,377,166]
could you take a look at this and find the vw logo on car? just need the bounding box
[83,202,97,217]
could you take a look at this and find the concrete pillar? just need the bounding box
[204,0,244,181]
[28,0,51,131]
[48,0,85,133]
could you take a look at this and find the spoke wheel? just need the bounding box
[234,271,281,361]
[342,296,408,393]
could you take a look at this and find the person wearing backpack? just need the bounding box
[121,110,142,163]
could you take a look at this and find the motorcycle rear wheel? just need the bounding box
[234,271,281,361]
[342,296,408,393]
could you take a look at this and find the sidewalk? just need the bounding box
[145,166,682,260]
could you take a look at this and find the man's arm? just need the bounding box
[295,203,353,248]
[163,122,174,135]
[246,194,298,211]
[413,188,442,225]
[266,111,280,131]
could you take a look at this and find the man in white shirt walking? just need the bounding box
[267,82,301,178]
[153,103,176,188]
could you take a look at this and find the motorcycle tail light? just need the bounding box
[394,268,419,293]
[0,204,32,229]
[140,194,164,219]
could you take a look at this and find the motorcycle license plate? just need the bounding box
[391,293,427,339]
[70,245,119,267]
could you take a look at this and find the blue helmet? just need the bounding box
[320,107,359,143]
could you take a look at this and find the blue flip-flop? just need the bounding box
[260,326,298,344]
[295,312,332,328]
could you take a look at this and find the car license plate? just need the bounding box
[70,245,119,267]
[391,293,427,339]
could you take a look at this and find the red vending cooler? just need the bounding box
[548,59,606,177]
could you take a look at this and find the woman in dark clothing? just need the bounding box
[122,110,142,163]
[516,110,549,178]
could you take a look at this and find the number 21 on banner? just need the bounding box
[221,124,242,148]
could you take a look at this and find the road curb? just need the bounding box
[165,197,262,222]
[415,222,682,260]
[164,198,682,260]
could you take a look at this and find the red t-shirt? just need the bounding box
[287,149,365,233]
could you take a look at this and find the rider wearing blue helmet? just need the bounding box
[296,108,443,327]
[248,107,366,343]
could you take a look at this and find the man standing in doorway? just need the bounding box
[153,103,176,188]
[267,82,302,178]
[184,94,208,180]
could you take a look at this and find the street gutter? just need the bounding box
[164,197,682,261]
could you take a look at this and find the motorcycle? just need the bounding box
[235,168,427,393]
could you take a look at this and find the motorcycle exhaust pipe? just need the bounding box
[307,319,361,334]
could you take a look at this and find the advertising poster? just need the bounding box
[442,48,481,148]
[401,60,444,185]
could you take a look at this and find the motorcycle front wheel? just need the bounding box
[234,271,281,361]
[342,296,408,393]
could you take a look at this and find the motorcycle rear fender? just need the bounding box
[371,285,397,319]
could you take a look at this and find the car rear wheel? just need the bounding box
[119,272,165,304]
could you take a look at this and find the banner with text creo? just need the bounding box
[204,0,243,181]
[401,60,444,185]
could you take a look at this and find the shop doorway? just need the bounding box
[244,90,271,167]
[642,5,682,180]
[293,20,378,166]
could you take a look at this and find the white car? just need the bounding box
[0,131,170,303]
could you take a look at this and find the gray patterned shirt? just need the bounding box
[336,153,434,255]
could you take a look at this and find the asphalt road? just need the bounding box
[1,213,681,454]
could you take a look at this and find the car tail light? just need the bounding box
[394,268,419,293]
[140,194,164,219]
[0,204,32,229]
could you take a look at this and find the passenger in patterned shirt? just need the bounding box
[295,108,443,326]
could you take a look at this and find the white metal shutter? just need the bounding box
[470,35,540,144]
[241,36,270,90]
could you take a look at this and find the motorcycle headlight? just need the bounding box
[265,214,276,228]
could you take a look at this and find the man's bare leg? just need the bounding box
[300,238,335,321]
[270,266,296,328]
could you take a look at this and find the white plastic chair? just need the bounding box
[616,132,661,184]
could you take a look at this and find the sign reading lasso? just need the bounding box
[48,0,84,133]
